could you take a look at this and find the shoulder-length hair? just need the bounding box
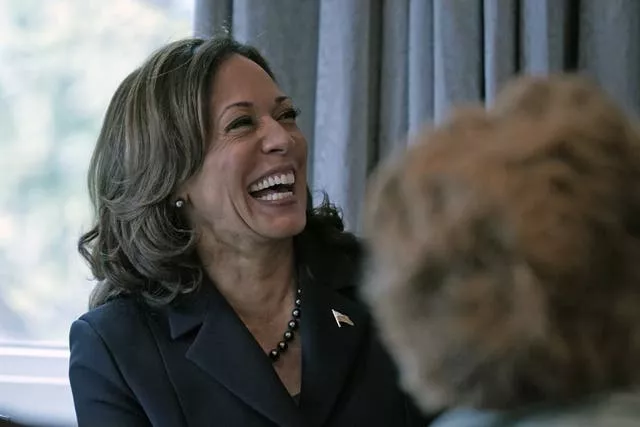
[80,38,360,309]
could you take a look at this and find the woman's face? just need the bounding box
[181,54,308,248]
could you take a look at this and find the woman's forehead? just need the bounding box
[210,54,283,110]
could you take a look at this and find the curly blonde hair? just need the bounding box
[362,75,640,413]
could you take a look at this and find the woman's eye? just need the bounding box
[225,115,254,132]
[278,108,301,122]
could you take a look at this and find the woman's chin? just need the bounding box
[256,215,307,240]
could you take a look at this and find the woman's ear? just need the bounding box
[171,188,190,209]
[172,179,191,209]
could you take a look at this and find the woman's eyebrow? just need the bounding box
[218,96,293,121]
[275,95,291,104]
[218,101,253,121]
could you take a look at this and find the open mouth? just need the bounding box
[248,170,296,201]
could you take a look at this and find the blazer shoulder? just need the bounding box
[327,234,365,300]
[311,231,363,285]
[69,298,156,426]
[75,296,152,342]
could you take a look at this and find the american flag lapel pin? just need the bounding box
[332,309,354,328]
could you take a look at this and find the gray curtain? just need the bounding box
[194,0,640,231]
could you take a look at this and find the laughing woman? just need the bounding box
[68,37,428,427]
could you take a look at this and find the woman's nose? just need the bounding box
[260,118,294,154]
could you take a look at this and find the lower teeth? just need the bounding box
[257,191,293,201]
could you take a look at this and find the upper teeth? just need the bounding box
[249,171,295,192]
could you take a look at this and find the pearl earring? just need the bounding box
[175,198,185,208]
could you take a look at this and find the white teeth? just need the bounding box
[257,191,294,201]
[249,171,296,193]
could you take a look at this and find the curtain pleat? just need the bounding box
[194,0,640,230]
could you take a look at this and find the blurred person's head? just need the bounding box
[362,74,640,413]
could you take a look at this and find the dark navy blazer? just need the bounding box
[68,268,429,427]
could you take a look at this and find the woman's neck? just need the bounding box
[199,237,296,321]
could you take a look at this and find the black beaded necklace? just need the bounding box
[268,287,302,362]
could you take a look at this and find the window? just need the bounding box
[0,1,194,424]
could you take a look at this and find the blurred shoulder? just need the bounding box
[431,391,640,427]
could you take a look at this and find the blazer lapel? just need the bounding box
[298,266,369,427]
[163,283,303,427]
